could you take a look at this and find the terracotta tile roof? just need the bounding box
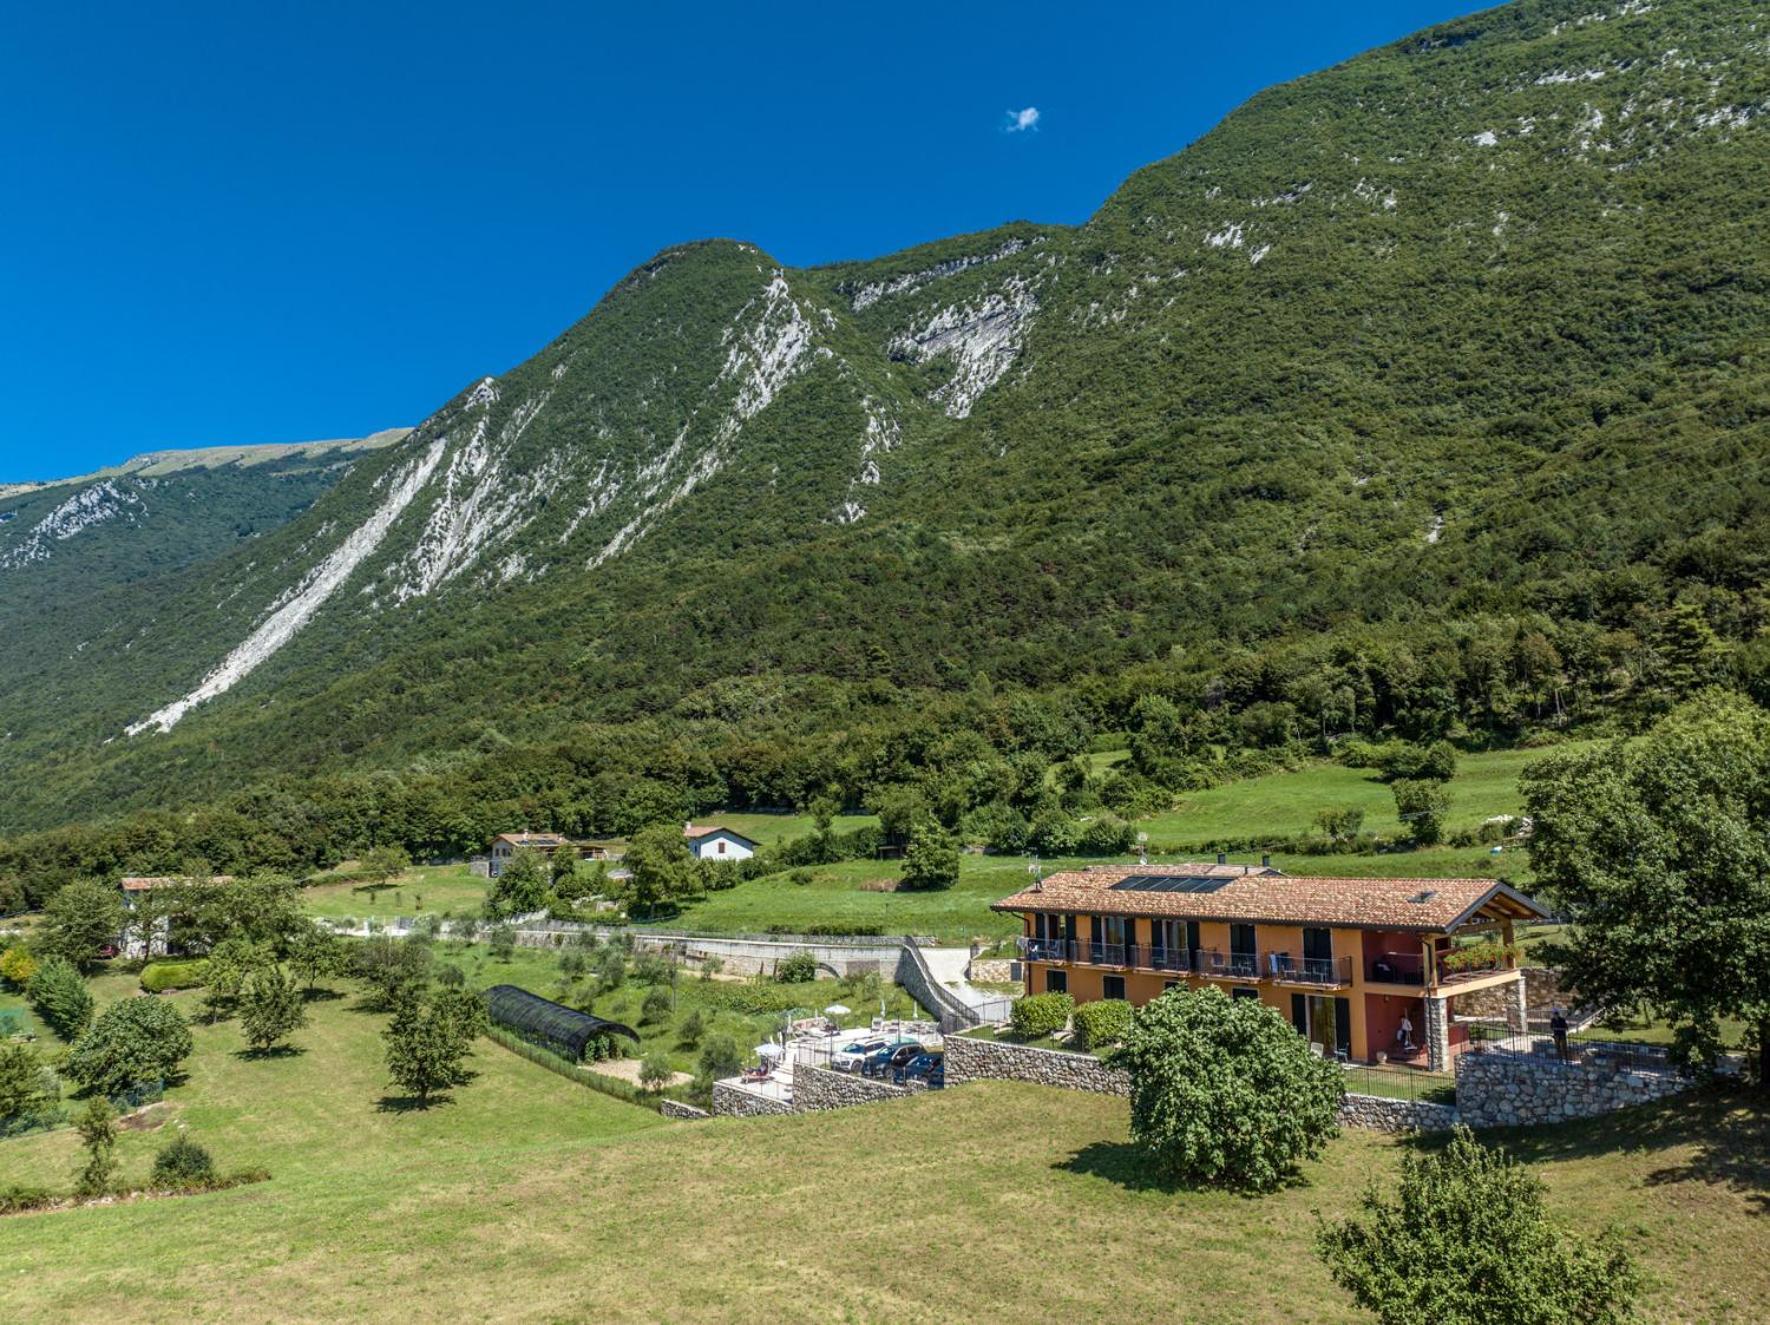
[992,864,1548,932]
[119,875,234,892]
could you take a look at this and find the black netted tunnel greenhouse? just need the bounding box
[482,984,640,1061]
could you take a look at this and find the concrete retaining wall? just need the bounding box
[1456,1050,1696,1128]
[895,941,978,1028]
[943,1033,1130,1096]
[792,1065,909,1112]
[1339,1092,1459,1132]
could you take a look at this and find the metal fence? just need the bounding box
[1343,1063,1457,1105]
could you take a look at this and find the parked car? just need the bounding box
[833,1038,889,1072]
[891,1051,944,1085]
[862,1041,925,1078]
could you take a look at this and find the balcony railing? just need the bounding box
[1019,938,1351,985]
[1017,938,1191,973]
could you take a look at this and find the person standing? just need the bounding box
[1550,1006,1570,1061]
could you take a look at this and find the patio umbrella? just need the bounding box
[755,1043,784,1059]
[823,1004,851,1016]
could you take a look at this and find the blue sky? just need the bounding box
[1,1,1484,480]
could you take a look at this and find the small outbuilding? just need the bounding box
[482,984,639,1061]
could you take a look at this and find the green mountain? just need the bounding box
[2,0,1765,837]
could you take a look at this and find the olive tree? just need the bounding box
[239,966,308,1055]
[1116,986,1342,1192]
[1318,1126,1638,1325]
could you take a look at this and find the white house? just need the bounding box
[117,875,232,958]
[683,823,759,862]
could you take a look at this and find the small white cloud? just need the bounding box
[1004,106,1040,133]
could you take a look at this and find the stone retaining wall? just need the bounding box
[1456,1051,1695,1128]
[967,959,1018,985]
[1338,1092,1459,1132]
[944,1033,1130,1096]
[660,1099,711,1120]
[710,1082,794,1118]
[792,1065,909,1112]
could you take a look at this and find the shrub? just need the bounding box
[678,1008,706,1047]
[140,960,209,993]
[638,1050,674,1092]
[1077,813,1138,855]
[788,868,814,887]
[641,985,672,1024]
[1117,987,1343,1192]
[1318,1126,1639,1324]
[1009,992,1074,1040]
[0,945,39,992]
[73,1097,118,1197]
[1071,998,1133,1050]
[151,1132,217,1188]
[0,1184,56,1214]
[28,956,94,1040]
[65,995,194,1097]
[774,950,818,983]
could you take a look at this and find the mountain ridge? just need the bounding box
[1,0,1764,836]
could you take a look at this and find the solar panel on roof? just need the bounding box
[1109,874,1237,894]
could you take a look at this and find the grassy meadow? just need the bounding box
[290,747,1560,944]
[1,978,1765,1323]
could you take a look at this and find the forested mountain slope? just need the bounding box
[0,431,406,664]
[2,0,1764,834]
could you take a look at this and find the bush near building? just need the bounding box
[1071,998,1133,1051]
[1009,992,1074,1040]
[1117,986,1343,1193]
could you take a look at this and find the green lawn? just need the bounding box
[2,992,1765,1323]
[299,862,490,922]
[1136,743,1598,848]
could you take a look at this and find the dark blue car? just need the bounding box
[892,1052,945,1086]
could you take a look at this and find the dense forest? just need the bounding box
[1,0,1764,904]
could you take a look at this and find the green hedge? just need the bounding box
[1010,992,1074,1039]
[1071,999,1133,1050]
[140,960,210,993]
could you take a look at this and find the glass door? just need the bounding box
[1308,995,1339,1059]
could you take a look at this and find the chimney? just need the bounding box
[1261,854,1271,869]
[1216,852,1227,865]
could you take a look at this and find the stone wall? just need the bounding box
[660,1099,711,1120]
[710,1082,794,1118]
[944,1033,1130,1096]
[967,958,1018,985]
[1338,1092,1459,1133]
[1456,1049,1695,1129]
[792,1065,909,1112]
[1453,967,1569,1028]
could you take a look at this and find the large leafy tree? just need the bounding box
[900,815,961,891]
[1116,986,1343,1192]
[384,987,485,1106]
[483,847,551,919]
[65,996,194,1097]
[27,955,94,1040]
[1522,691,1770,1082]
[38,879,124,970]
[1318,1126,1639,1325]
[621,824,696,919]
[239,966,308,1055]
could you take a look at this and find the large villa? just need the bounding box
[992,862,1552,1071]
